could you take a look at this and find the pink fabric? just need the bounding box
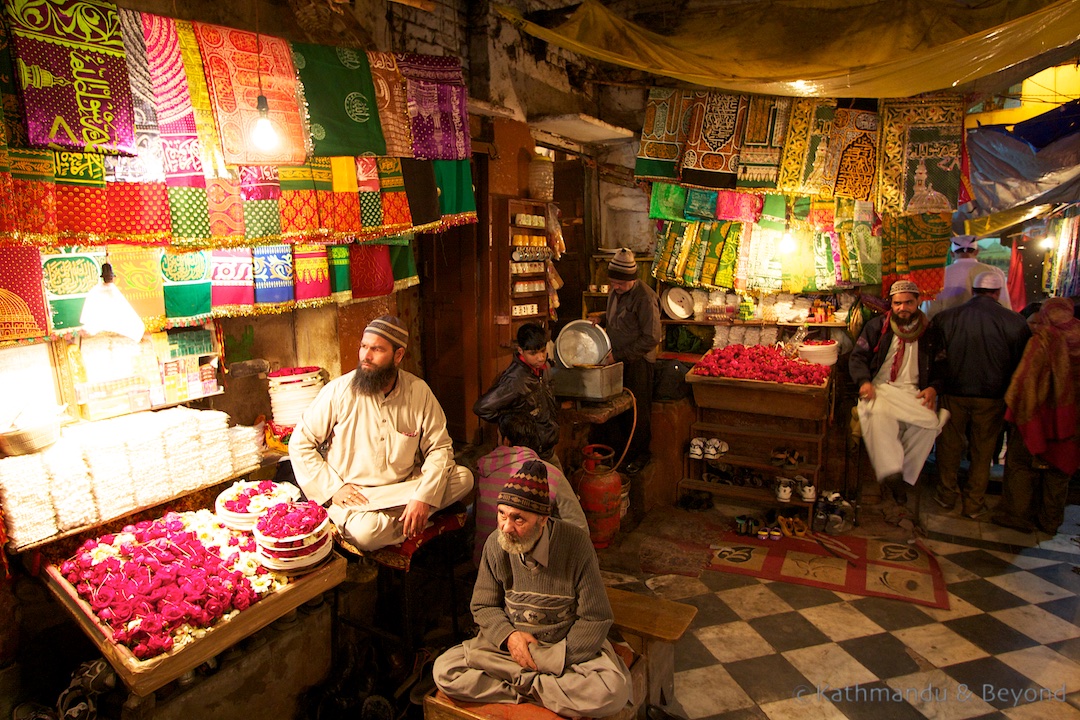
[714,190,763,223]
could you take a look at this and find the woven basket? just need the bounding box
[0,420,60,456]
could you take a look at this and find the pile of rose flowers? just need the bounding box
[256,501,327,539]
[61,510,287,660]
[220,479,296,514]
[692,344,831,386]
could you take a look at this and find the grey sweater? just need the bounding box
[473,519,613,666]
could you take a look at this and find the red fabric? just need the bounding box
[55,185,107,239]
[349,244,394,299]
[0,246,49,339]
[369,508,467,572]
[1007,242,1027,313]
[106,183,173,239]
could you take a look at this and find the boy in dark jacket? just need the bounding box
[474,323,560,466]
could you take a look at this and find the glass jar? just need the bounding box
[528,153,554,201]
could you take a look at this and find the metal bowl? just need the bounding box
[555,320,612,367]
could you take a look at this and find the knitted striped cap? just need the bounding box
[607,248,638,281]
[497,460,551,516]
[364,315,409,349]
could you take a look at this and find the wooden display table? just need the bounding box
[43,554,346,697]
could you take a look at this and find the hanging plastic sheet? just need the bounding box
[496,0,1080,98]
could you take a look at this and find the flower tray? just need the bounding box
[685,371,832,420]
[43,554,346,697]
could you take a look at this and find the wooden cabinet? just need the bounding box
[492,197,554,343]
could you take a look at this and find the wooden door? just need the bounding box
[419,163,486,443]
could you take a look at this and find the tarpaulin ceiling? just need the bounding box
[497,0,1080,98]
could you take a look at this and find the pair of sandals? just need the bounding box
[690,437,729,460]
[770,448,805,469]
[777,515,809,537]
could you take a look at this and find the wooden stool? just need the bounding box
[423,587,697,720]
[334,503,470,649]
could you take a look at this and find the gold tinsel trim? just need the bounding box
[142,315,168,333]
[251,301,297,315]
[439,212,478,228]
[392,277,419,292]
[0,334,52,348]
[164,314,214,329]
[293,296,334,310]
[211,305,257,319]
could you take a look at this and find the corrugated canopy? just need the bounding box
[497,0,1080,98]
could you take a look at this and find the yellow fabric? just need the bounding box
[497,0,1080,98]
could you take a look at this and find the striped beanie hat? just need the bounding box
[364,315,409,349]
[497,460,551,516]
[607,248,638,281]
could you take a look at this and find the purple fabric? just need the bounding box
[239,165,280,202]
[394,53,470,160]
[5,0,136,154]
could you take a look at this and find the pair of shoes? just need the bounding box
[775,478,793,502]
[734,515,759,536]
[770,447,803,468]
[793,475,816,502]
[689,437,705,459]
[704,438,728,459]
[778,515,809,537]
[964,504,991,520]
[757,525,782,540]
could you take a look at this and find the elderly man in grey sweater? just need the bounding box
[433,460,631,717]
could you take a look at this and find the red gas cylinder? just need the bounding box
[576,444,622,549]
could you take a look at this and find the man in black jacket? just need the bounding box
[474,323,561,468]
[930,272,1030,518]
[849,280,948,520]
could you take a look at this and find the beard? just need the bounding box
[351,361,398,395]
[497,521,545,554]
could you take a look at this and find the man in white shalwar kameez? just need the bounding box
[849,281,949,523]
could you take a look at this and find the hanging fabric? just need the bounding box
[161,249,212,324]
[107,244,165,330]
[736,95,791,190]
[0,245,49,339]
[356,156,383,231]
[4,0,135,154]
[293,42,386,158]
[239,165,281,242]
[193,22,306,165]
[881,211,951,297]
[53,151,107,243]
[210,248,254,316]
[395,53,470,160]
[399,158,440,231]
[432,159,476,227]
[680,92,747,190]
[329,156,362,238]
[635,88,687,182]
[648,182,686,221]
[9,149,56,243]
[376,157,413,235]
[828,108,879,202]
[876,95,964,217]
[293,244,331,307]
[776,98,836,196]
[366,51,414,159]
[40,246,104,331]
[327,244,351,302]
[252,244,295,309]
[349,243,393,299]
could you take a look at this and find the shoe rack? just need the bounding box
[679,378,833,526]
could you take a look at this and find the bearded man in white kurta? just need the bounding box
[848,281,949,520]
[289,316,473,551]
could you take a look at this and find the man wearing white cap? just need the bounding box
[289,315,474,550]
[924,235,1010,318]
[930,273,1030,517]
[849,279,949,523]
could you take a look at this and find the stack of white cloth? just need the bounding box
[0,454,57,547]
[107,414,172,508]
[156,407,205,496]
[41,437,98,531]
[228,425,263,475]
[729,325,747,345]
[760,326,780,347]
[268,369,324,427]
[68,422,136,520]
[712,325,731,350]
[788,296,814,323]
[194,409,233,485]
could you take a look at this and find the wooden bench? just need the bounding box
[424,586,697,720]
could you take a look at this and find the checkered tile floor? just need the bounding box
[600,497,1080,720]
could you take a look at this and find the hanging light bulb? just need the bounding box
[252,94,279,151]
[779,231,796,254]
[250,18,279,153]
[1039,235,1056,251]
[79,263,145,342]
